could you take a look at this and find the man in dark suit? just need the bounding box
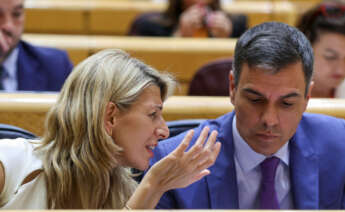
[0,0,73,92]
[149,22,345,209]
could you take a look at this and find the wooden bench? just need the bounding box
[0,93,344,137]
[24,0,301,35]
[22,33,236,95]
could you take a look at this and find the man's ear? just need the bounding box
[304,81,314,111]
[104,102,118,136]
[229,71,236,105]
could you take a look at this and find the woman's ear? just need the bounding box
[104,102,118,136]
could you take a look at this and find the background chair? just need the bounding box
[0,123,37,139]
[188,58,233,96]
[166,119,205,138]
[127,12,166,36]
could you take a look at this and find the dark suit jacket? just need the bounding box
[16,41,73,91]
[150,112,345,209]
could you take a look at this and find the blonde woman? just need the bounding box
[0,49,221,209]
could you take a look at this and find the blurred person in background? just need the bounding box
[129,0,247,38]
[0,0,73,92]
[297,0,345,98]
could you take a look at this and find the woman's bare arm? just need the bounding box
[0,162,5,194]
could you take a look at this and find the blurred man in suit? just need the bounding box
[149,22,345,209]
[0,0,73,92]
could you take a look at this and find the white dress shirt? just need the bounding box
[1,48,19,91]
[232,116,294,209]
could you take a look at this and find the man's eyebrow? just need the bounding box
[242,88,264,97]
[281,92,301,99]
[243,88,301,99]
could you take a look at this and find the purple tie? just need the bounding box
[259,156,280,209]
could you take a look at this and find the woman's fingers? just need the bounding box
[197,130,220,166]
[204,129,218,150]
[172,129,194,157]
[194,141,221,172]
[184,126,210,159]
[151,126,221,191]
[190,169,210,183]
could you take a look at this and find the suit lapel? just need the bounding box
[290,122,319,209]
[207,112,239,209]
[17,41,46,91]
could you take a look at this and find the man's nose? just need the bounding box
[261,105,279,128]
[335,59,345,76]
[1,15,14,32]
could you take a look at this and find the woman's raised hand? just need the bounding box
[146,126,221,192]
[126,126,221,209]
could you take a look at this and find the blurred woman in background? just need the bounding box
[129,0,247,38]
[297,0,345,98]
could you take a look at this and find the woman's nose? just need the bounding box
[156,121,170,140]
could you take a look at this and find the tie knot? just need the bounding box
[261,156,280,182]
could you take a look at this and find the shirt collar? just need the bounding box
[2,47,19,79]
[232,115,290,174]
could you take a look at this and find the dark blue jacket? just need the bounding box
[16,40,73,91]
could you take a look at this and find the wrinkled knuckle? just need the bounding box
[186,165,195,173]
[201,149,212,157]
[166,155,176,164]
[194,144,203,152]
[177,159,185,169]
[208,157,216,165]
[205,148,212,154]
[181,142,188,149]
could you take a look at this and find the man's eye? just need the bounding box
[249,98,262,103]
[324,55,337,61]
[282,102,293,107]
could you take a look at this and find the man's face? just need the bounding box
[229,62,312,156]
[0,0,25,59]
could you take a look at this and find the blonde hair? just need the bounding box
[37,49,175,209]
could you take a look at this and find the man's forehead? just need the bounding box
[238,62,306,97]
[240,62,305,78]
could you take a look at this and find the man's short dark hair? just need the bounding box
[232,22,314,95]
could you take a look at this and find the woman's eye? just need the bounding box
[149,112,157,119]
[12,10,23,18]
